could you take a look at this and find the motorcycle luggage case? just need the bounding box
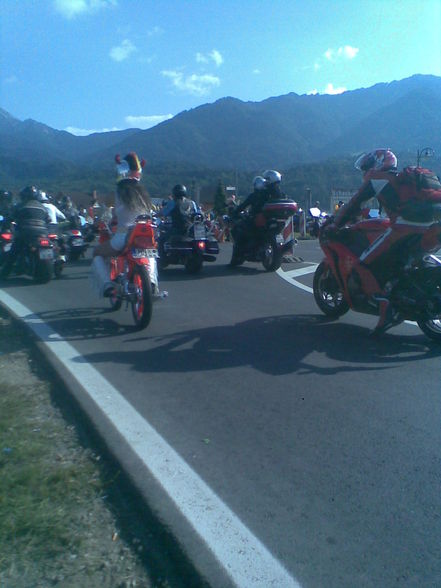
[262,199,298,219]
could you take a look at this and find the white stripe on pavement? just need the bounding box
[0,289,302,588]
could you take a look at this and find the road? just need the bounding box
[1,239,439,588]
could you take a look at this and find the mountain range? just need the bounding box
[1,74,440,200]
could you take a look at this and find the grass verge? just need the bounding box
[0,307,205,588]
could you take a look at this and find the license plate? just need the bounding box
[276,234,284,244]
[194,224,205,239]
[39,249,54,260]
[3,243,12,252]
[132,248,158,258]
[72,239,84,246]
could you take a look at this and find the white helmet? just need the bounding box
[253,176,266,191]
[263,170,282,184]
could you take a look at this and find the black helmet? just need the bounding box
[172,184,187,199]
[20,186,38,201]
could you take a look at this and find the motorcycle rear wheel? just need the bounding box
[417,319,441,342]
[313,261,349,318]
[262,238,282,272]
[185,251,203,274]
[131,265,153,329]
[53,260,64,279]
[34,258,52,284]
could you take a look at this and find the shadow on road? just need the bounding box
[72,314,439,376]
[31,307,137,339]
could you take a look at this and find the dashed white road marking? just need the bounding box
[0,289,302,588]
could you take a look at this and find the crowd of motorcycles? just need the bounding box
[1,195,441,342]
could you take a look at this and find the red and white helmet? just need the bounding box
[354,149,397,173]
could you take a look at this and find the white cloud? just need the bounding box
[196,49,223,67]
[307,83,347,96]
[110,39,137,62]
[53,0,116,19]
[147,26,163,36]
[125,114,173,129]
[65,125,121,136]
[162,70,220,96]
[324,83,347,94]
[324,45,359,61]
[338,45,359,59]
[4,75,18,84]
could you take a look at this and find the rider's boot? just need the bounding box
[370,296,403,336]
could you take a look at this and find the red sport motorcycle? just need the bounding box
[313,207,441,341]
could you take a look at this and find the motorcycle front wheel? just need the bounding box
[417,318,441,342]
[131,265,153,329]
[313,261,349,318]
[262,238,282,272]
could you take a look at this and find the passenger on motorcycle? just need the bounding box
[91,152,152,296]
[230,170,283,264]
[157,184,199,247]
[330,148,441,334]
[1,186,50,278]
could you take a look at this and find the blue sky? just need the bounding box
[1,0,440,135]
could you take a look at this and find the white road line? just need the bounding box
[277,264,317,293]
[0,290,302,588]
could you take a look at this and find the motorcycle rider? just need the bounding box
[39,191,67,227]
[1,186,50,278]
[157,184,199,248]
[329,148,440,334]
[91,152,152,296]
[230,170,283,264]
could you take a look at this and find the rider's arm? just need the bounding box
[55,206,66,221]
[158,200,175,217]
[334,179,375,227]
[235,193,253,215]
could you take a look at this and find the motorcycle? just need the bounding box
[313,207,441,341]
[307,206,328,237]
[99,215,163,329]
[61,227,88,261]
[0,215,13,267]
[158,213,219,274]
[47,231,67,278]
[2,231,54,283]
[230,198,298,271]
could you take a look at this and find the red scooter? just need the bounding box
[99,215,161,329]
[313,207,441,341]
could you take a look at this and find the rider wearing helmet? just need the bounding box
[157,184,199,235]
[1,186,50,278]
[331,148,414,335]
[230,171,283,264]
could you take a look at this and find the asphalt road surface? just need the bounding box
[1,239,439,588]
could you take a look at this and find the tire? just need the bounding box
[185,251,203,274]
[108,285,122,311]
[34,259,52,284]
[262,238,282,272]
[131,265,153,329]
[53,260,63,279]
[417,319,441,342]
[229,244,245,267]
[68,249,82,262]
[313,261,349,318]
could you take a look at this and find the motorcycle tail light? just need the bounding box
[48,234,58,239]
[1,233,12,240]
[197,241,206,251]
[39,238,50,247]
[71,230,81,236]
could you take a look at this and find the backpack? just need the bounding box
[395,167,441,222]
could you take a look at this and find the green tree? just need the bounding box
[213,180,226,215]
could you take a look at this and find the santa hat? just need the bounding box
[115,152,146,182]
